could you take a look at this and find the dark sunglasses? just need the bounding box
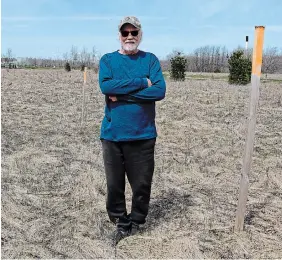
[120,30,139,37]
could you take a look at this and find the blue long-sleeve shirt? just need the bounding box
[99,50,166,141]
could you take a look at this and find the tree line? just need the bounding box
[2,45,282,74]
[162,45,282,74]
[1,46,100,70]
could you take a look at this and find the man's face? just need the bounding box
[119,24,142,52]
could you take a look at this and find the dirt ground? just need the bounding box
[1,69,282,259]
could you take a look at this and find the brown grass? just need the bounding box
[1,69,282,259]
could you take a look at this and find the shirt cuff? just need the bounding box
[142,78,148,88]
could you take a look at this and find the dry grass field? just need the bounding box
[1,69,282,259]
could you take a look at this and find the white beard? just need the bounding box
[122,42,139,52]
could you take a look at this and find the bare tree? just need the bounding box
[6,48,13,62]
[214,46,221,72]
[70,45,78,67]
[220,46,228,73]
[200,46,209,72]
[80,47,91,67]
[91,46,97,66]
[262,47,281,74]
[63,52,69,62]
[193,49,200,72]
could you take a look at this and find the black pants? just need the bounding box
[101,138,156,229]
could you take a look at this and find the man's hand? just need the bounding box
[147,78,152,87]
[109,96,117,102]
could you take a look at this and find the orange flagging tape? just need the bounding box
[252,26,265,76]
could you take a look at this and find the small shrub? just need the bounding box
[228,50,252,85]
[170,52,187,81]
[65,62,71,72]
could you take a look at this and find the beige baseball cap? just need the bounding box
[118,16,142,31]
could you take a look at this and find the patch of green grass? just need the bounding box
[261,79,282,83]
[185,75,228,81]
[185,77,208,81]
[163,72,229,81]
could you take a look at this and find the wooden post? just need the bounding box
[84,66,87,85]
[81,67,87,126]
[234,26,265,232]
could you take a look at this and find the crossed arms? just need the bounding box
[99,55,166,103]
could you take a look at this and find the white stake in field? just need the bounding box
[245,35,249,56]
[81,66,87,126]
[235,26,265,232]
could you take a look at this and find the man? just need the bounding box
[98,16,166,245]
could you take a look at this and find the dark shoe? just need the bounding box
[111,228,130,246]
[130,222,140,235]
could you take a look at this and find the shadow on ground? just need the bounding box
[145,189,194,231]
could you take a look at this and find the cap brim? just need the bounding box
[119,22,140,31]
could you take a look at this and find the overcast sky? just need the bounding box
[1,0,282,59]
